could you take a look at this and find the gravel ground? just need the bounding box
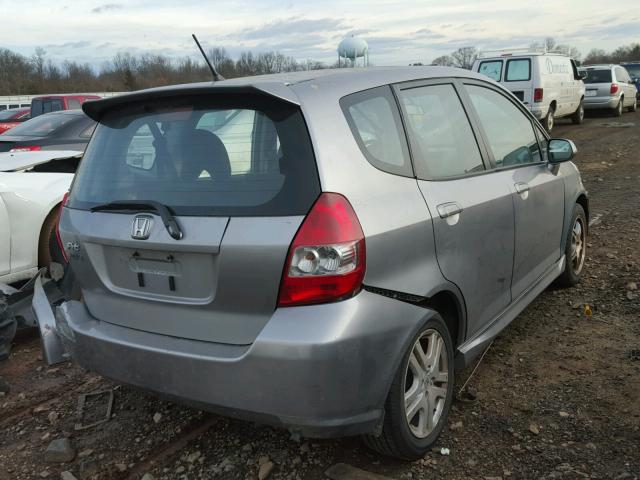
[1,110,639,480]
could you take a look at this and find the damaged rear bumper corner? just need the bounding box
[32,275,69,365]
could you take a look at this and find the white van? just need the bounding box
[472,49,586,131]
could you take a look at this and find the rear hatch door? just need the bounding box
[62,91,320,345]
[583,69,613,98]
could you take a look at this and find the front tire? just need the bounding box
[363,315,454,460]
[628,97,637,113]
[556,204,587,287]
[571,100,584,125]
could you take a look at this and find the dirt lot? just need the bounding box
[1,111,639,480]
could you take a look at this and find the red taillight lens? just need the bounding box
[277,193,366,307]
[56,192,70,263]
[610,83,619,94]
[534,88,544,103]
[9,145,41,152]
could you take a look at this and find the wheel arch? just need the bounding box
[419,290,466,349]
[576,193,589,225]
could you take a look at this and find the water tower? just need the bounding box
[338,36,369,67]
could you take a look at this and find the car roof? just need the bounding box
[583,64,617,69]
[83,66,491,119]
[32,94,101,100]
[40,109,87,116]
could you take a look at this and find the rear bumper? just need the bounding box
[33,279,435,437]
[528,104,547,119]
[583,96,619,109]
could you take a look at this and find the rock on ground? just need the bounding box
[44,438,76,463]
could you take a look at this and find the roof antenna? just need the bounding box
[192,34,224,82]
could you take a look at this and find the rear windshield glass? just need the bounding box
[31,99,64,117]
[505,59,531,81]
[583,69,612,83]
[0,109,24,121]
[69,94,320,216]
[6,113,79,137]
[478,60,503,81]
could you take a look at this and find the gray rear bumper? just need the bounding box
[33,283,436,437]
[583,96,619,109]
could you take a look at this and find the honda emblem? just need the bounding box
[131,215,153,240]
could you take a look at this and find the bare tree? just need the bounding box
[450,47,478,70]
[431,55,456,67]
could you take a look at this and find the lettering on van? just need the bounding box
[546,58,570,75]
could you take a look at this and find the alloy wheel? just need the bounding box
[403,329,449,439]
[571,217,586,275]
[547,111,554,131]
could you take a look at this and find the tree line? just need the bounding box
[1,38,639,96]
[0,47,328,95]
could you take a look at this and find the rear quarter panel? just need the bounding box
[291,81,455,302]
[0,172,72,276]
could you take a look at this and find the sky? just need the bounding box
[1,0,638,67]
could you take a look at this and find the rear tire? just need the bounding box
[543,104,555,132]
[39,208,66,270]
[556,204,587,288]
[571,100,584,125]
[363,315,454,460]
[613,97,623,117]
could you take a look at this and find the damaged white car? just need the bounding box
[0,150,80,285]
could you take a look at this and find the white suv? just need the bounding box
[472,49,586,131]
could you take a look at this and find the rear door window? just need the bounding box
[69,95,320,216]
[505,59,531,82]
[397,83,485,179]
[465,85,542,167]
[68,99,82,109]
[340,86,412,177]
[478,60,503,82]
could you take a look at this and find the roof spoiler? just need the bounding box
[82,83,300,121]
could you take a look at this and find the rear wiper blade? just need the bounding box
[90,200,183,240]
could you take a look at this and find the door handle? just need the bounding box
[514,182,530,194]
[436,202,463,219]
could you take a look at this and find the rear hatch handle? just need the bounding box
[90,200,184,240]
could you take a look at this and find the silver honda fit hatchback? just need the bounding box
[34,67,588,460]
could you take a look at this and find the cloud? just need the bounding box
[45,41,92,50]
[91,3,123,14]
[234,16,349,41]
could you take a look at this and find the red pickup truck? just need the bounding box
[0,107,30,134]
[30,94,101,118]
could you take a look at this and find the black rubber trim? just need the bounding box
[363,285,426,305]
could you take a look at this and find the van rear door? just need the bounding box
[502,57,534,106]
[62,92,320,345]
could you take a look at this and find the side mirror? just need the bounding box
[579,71,588,80]
[548,139,577,163]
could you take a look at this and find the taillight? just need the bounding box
[610,83,619,94]
[56,192,70,263]
[534,88,544,103]
[277,193,366,307]
[9,145,41,152]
